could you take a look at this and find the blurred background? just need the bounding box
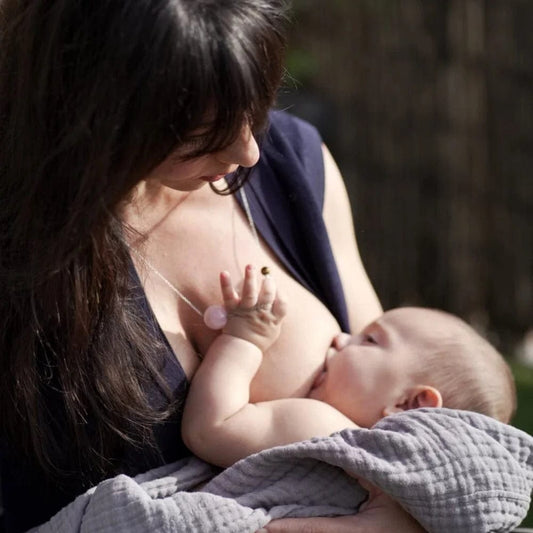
[280,0,533,525]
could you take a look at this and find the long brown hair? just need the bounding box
[0,0,287,480]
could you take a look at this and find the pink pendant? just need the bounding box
[203,305,228,330]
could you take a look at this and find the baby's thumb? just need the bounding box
[272,291,288,320]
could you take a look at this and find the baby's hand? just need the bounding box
[220,265,287,352]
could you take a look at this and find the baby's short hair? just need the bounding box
[412,309,516,423]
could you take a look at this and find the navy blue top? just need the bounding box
[1,111,349,532]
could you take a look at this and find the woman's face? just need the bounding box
[145,123,260,191]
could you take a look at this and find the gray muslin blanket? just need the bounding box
[34,408,533,533]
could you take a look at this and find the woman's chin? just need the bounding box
[159,179,207,192]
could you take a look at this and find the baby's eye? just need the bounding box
[362,334,378,345]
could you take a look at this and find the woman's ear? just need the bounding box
[382,385,443,417]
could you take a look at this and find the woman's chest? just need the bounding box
[136,193,341,400]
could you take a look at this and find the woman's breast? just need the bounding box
[135,191,343,402]
[248,272,342,402]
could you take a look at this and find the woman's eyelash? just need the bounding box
[182,136,206,150]
[170,136,208,162]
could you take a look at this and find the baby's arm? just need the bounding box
[182,265,357,467]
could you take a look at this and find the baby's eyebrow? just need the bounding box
[369,321,390,346]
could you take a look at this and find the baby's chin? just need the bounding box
[307,388,322,400]
[307,370,327,400]
[307,346,335,399]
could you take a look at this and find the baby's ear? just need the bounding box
[382,385,442,417]
[407,385,442,409]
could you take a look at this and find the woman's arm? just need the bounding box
[322,144,382,332]
[181,266,357,467]
[265,481,426,533]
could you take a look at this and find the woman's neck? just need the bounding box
[119,180,199,241]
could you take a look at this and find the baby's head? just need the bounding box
[309,307,516,428]
[401,308,516,423]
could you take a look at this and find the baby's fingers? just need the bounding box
[257,270,287,320]
[220,271,239,309]
[240,264,258,308]
[257,274,276,310]
[271,291,287,320]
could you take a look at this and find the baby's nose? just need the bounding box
[332,332,351,350]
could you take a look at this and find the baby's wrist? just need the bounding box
[218,332,264,355]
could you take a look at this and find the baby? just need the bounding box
[182,265,517,468]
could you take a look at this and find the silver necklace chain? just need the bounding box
[239,186,259,246]
[129,247,204,316]
[129,187,259,317]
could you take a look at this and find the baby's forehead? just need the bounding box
[379,307,461,343]
[382,307,453,325]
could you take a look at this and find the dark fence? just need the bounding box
[282,0,533,351]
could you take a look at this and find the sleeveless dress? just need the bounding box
[0,111,349,532]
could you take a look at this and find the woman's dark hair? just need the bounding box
[0,0,287,480]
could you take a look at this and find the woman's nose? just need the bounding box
[216,124,260,168]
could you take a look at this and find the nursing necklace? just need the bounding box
[129,188,269,330]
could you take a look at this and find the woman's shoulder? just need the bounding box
[266,110,324,160]
[261,110,325,204]
[268,109,323,143]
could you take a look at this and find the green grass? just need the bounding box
[511,361,533,528]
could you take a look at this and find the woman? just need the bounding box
[0,1,416,531]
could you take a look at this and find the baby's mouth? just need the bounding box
[310,347,334,391]
[311,369,327,391]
